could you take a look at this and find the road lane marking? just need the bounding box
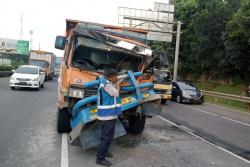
[157,116,250,164]
[221,116,250,127]
[178,103,250,127]
[61,133,69,167]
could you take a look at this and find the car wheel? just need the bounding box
[198,100,204,105]
[36,82,40,91]
[176,95,182,103]
[10,87,15,90]
[57,109,72,133]
[41,80,45,88]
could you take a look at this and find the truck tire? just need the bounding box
[57,109,72,133]
[128,115,146,134]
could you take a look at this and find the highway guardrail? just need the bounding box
[202,90,250,111]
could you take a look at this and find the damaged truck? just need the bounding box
[55,19,167,149]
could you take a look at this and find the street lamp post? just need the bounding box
[29,30,33,50]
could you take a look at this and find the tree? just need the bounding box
[223,1,250,84]
[151,0,249,84]
[191,0,228,77]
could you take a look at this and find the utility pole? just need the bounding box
[29,30,33,50]
[173,21,181,81]
[20,13,23,40]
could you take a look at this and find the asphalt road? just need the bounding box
[0,77,61,167]
[162,101,250,160]
[0,77,249,167]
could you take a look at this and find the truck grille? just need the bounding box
[84,87,98,97]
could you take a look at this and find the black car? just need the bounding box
[171,81,204,104]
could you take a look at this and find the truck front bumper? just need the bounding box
[160,94,172,100]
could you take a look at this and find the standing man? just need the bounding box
[96,68,122,167]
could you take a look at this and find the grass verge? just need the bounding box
[194,81,249,112]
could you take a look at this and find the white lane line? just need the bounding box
[157,116,250,164]
[221,116,250,127]
[61,133,69,167]
[178,104,250,127]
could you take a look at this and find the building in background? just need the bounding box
[0,38,29,67]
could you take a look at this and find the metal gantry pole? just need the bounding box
[173,21,181,81]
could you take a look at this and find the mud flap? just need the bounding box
[79,119,126,150]
[142,102,161,116]
[141,94,162,116]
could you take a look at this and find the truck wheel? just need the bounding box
[161,99,167,105]
[128,115,146,134]
[57,109,72,133]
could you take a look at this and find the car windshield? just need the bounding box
[72,45,141,74]
[30,60,48,68]
[15,67,38,74]
[177,82,197,90]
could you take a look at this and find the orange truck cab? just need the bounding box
[54,19,167,149]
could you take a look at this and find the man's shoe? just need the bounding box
[96,159,112,166]
[106,152,114,158]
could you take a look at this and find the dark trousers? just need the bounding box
[96,119,116,160]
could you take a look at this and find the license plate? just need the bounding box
[19,82,27,85]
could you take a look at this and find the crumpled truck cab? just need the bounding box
[55,19,164,149]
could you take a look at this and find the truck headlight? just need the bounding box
[69,88,85,98]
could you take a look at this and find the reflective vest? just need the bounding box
[97,79,122,120]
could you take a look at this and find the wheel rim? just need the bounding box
[177,95,181,103]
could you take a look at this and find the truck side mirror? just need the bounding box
[55,36,66,50]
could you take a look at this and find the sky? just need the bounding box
[0,0,169,57]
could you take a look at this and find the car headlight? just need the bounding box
[10,76,15,80]
[31,78,39,81]
[182,91,191,98]
[69,88,85,98]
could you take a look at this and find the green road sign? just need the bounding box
[16,40,29,55]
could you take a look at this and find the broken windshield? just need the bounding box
[72,41,141,74]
